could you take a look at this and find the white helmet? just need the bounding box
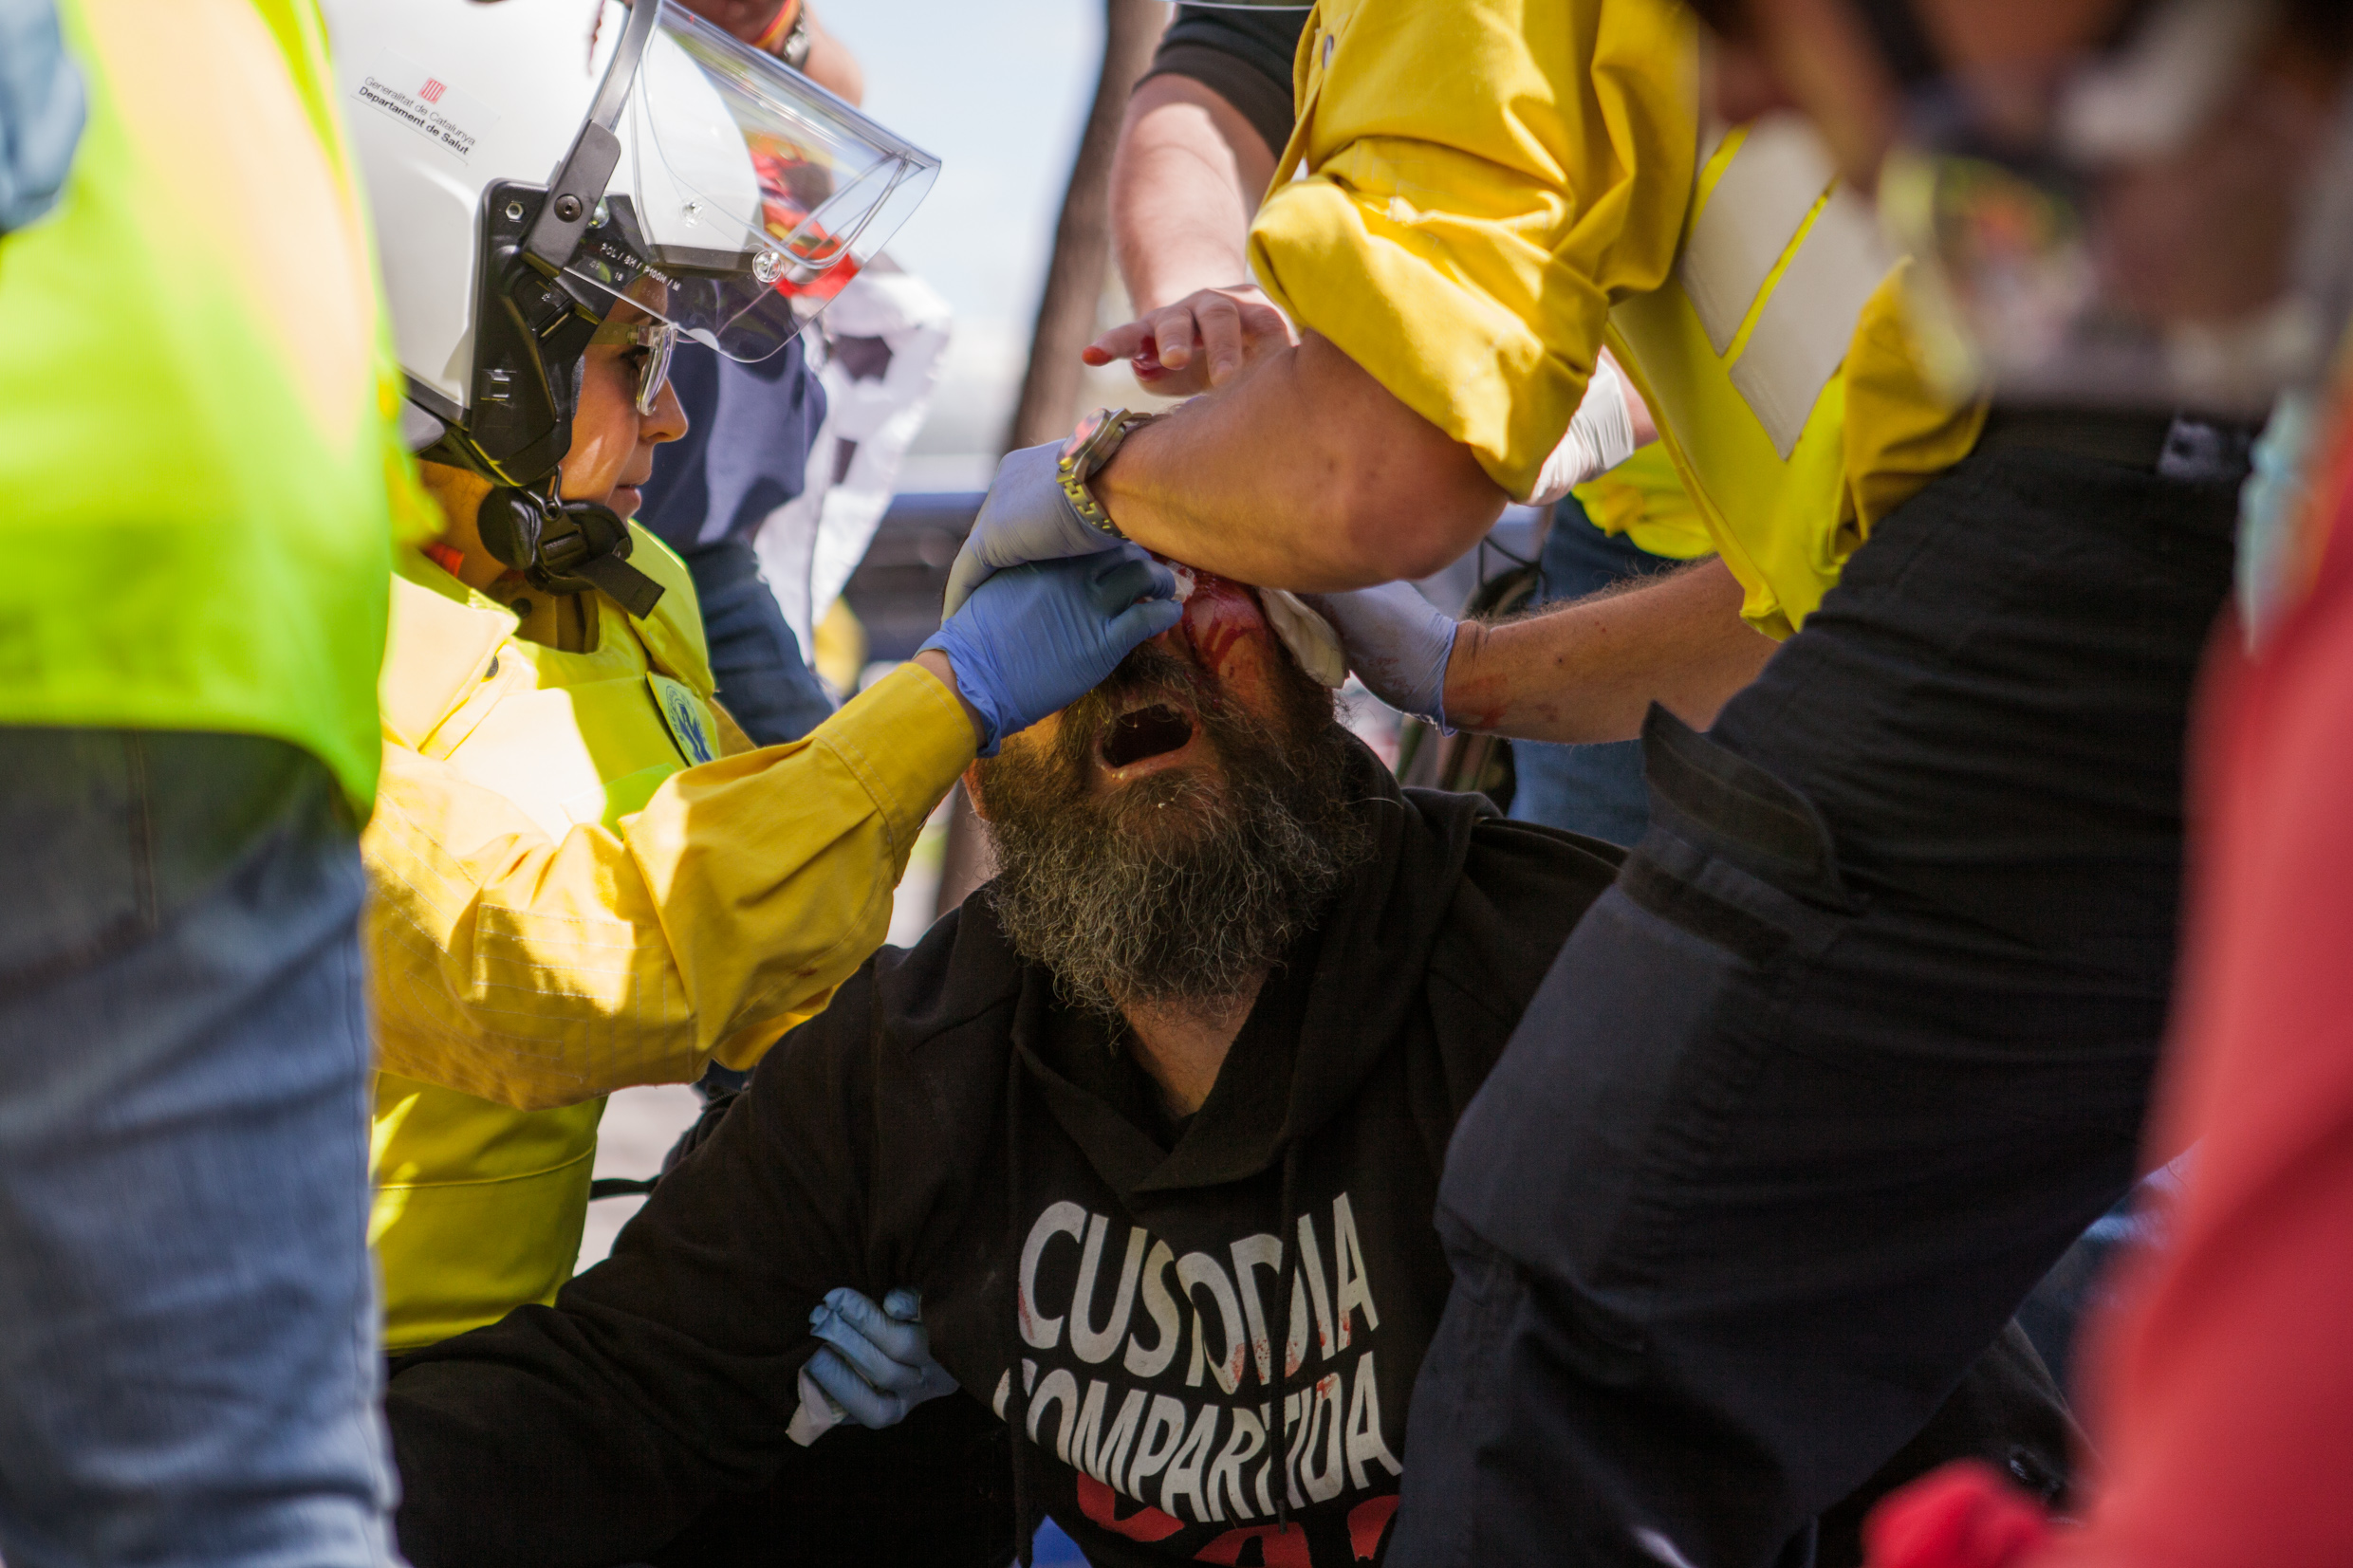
[324,0,938,605]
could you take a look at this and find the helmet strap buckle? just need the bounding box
[475,480,666,620]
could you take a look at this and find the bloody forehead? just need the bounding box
[1150,557,1272,682]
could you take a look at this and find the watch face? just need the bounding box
[1063,408,1113,464]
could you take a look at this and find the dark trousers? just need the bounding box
[1392,443,2236,1568]
[1510,505,1690,846]
[646,1393,1013,1568]
[683,537,834,748]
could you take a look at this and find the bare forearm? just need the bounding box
[799,10,862,103]
[1091,331,1506,589]
[1112,75,1274,311]
[1446,557,1776,743]
[680,0,862,101]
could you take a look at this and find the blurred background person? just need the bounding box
[635,0,890,749]
[0,0,416,1559]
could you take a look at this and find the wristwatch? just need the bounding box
[779,5,812,71]
[755,1,813,70]
[1059,407,1158,537]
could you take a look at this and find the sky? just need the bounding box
[815,0,1109,484]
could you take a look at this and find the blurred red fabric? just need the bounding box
[1862,1461,2054,1568]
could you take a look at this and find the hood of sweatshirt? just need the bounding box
[888,741,1621,1565]
[1008,743,1505,1208]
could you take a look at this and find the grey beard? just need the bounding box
[975,654,1372,1024]
[984,767,1364,1022]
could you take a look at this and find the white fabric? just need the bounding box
[1261,589,1348,688]
[753,266,954,654]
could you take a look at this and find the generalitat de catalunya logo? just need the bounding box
[352,51,499,164]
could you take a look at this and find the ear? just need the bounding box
[961,762,991,821]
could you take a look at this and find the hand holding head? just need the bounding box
[965,565,1372,1022]
[921,545,1182,756]
[940,443,1125,618]
[1295,582,1459,728]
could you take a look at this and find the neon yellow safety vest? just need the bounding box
[0,0,422,809]
[371,530,730,1352]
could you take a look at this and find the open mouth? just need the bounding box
[1099,702,1196,770]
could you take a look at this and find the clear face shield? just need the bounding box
[562,0,940,363]
[1870,0,2353,415]
[436,0,938,614]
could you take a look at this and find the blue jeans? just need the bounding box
[0,729,397,1568]
[682,537,834,747]
[1507,503,1689,845]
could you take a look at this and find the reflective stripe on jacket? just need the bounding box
[1248,0,1982,637]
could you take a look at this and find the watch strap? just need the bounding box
[1059,407,1157,537]
[755,2,813,69]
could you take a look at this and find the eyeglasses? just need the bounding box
[621,320,680,415]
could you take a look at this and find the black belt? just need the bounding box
[1978,407,2259,484]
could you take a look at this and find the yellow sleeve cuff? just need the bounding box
[813,662,978,859]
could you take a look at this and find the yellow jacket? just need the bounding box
[1248,0,1982,636]
[365,536,973,1350]
[1572,443,1714,562]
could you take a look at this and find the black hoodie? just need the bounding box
[385,756,2077,1567]
[388,755,1621,1566]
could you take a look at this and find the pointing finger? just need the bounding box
[1147,304,1200,369]
[1195,294,1246,386]
[1086,318,1152,366]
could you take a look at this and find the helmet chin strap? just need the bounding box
[416,172,672,621]
[475,470,667,619]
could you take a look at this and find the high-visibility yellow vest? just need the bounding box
[1609,116,1983,637]
[1,0,423,810]
[370,530,726,1352]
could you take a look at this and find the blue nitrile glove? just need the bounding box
[1297,581,1459,728]
[922,545,1180,755]
[941,442,1126,617]
[796,1287,957,1437]
[0,0,85,233]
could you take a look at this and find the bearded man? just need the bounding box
[383,574,2074,1568]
